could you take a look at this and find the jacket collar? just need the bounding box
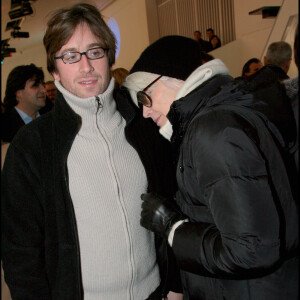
[51,82,139,162]
[168,65,296,149]
[264,64,289,81]
[52,90,81,162]
[167,74,233,147]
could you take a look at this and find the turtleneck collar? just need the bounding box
[159,59,229,140]
[54,78,122,132]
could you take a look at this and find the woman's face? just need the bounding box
[245,61,263,76]
[141,77,184,127]
[143,108,168,127]
[211,37,219,47]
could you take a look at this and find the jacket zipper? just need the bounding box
[94,96,135,299]
[95,96,102,113]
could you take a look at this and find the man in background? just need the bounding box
[1,63,46,299]
[193,30,212,52]
[38,80,55,114]
[264,41,292,80]
[1,63,46,142]
[206,28,221,46]
[284,27,298,170]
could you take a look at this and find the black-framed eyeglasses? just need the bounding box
[137,75,163,107]
[54,47,108,64]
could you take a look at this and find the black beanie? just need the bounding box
[129,35,204,80]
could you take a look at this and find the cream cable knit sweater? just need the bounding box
[55,78,160,300]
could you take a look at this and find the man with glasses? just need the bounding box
[1,3,182,299]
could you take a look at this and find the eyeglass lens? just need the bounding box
[56,47,106,64]
[137,92,151,107]
[137,75,163,108]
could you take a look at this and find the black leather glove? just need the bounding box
[140,192,186,239]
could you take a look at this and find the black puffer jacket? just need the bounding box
[167,66,298,300]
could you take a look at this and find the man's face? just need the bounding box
[53,22,111,98]
[194,32,201,41]
[45,82,57,103]
[16,77,46,111]
[206,30,213,40]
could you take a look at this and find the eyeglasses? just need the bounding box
[54,47,108,64]
[137,75,163,107]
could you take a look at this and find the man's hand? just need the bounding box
[140,192,185,239]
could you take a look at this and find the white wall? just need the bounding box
[210,28,272,78]
[260,0,298,77]
[234,0,283,39]
[101,0,149,70]
[212,0,298,78]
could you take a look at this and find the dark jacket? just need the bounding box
[1,88,180,299]
[167,66,298,299]
[198,38,212,53]
[284,76,298,171]
[1,107,25,142]
[39,97,54,115]
[265,64,289,81]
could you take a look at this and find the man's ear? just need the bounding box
[15,90,22,101]
[283,58,292,73]
[263,56,267,66]
[52,72,60,81]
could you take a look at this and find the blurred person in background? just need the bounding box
[206,27,214,41]
[206,28,221,47]
[193,30,212,52]
[264,41,292,81]
[284,25,298,170]
[44,80,57,104]
[241,58,263,78]
[1,63,46,142]
[209,34,221,50]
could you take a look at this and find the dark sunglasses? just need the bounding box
[137,75,163,107]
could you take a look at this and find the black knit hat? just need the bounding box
[129,35,204,80]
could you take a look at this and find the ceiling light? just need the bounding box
[11,29,30,38]
[9,1,33,20]
[5,19,22,31]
